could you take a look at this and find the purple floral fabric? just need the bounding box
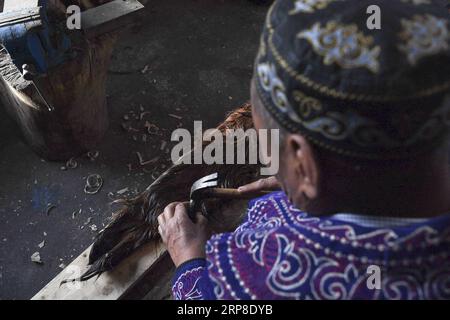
[172,192,450,300]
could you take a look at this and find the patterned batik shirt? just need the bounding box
[172,192,450,300]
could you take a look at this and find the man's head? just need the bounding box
[251,0,450,216]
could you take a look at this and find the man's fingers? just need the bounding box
[259,176,280,189]
[157,213,165,225]
[238,176,280,194]
[195,213,208,225]
[172,205,207,228]
[163,202,179,219]
[174,203,189,220]
[158,225,166,242]
[158,202,180,225]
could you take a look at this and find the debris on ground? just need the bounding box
[121,122,140,132]
[160,140,167,151]
[80,217,92,230]
[72,208,82,219]
[116,187,129,195]
[141,64,150,74]
[66,157,78,169]
[151,171,161,180]
[168,113,182,120]
[144,121,160,135]
[121,122,129,131]
[31,252,43,264]
[141,65,150,74]
[38,240,45,249]
[90,224,98,232]
[45,204,56,216]
[87,151,100,161]
[139,111,151,120]
[84,174,103,195]
[136,152,159,166]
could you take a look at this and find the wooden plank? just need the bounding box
[81,0,144,38]
[125,253,175,300]
[3,0,40,12]
[32,241,168,300]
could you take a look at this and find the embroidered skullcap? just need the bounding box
[255,0,450,159]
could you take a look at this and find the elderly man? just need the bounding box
[158,0,450,299]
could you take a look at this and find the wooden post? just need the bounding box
[0,34,117,160]
[0,1,127,160]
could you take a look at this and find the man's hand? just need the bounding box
[158,202,210,267]
[237,176,281,196]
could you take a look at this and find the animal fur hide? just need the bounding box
[80,103,260,281]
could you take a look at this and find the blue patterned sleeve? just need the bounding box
[171,258,215,300]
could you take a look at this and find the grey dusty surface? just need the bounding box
[0,0,267,299]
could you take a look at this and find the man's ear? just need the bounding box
[285,134,319,199]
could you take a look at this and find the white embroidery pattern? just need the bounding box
[398,14,449,66]
[289,0,343,14]
[172,267,205,300]
[298,22,381,73]
[206,195,450,299]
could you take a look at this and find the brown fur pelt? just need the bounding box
[80,103,259,281]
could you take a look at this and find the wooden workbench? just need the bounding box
[32,241,172,300]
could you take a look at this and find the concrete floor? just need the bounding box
[0,0,267,299]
